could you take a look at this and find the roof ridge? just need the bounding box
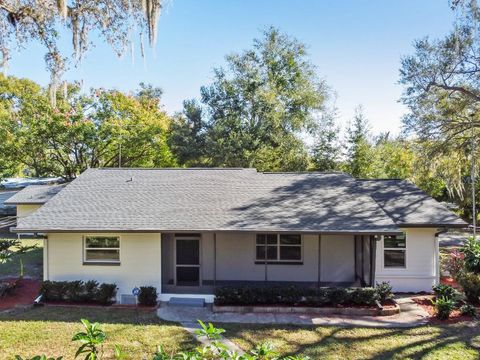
[92,167,257,171]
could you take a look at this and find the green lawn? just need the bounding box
[223,323,480,360]
[0,306,197,360]
[0,239,43,279]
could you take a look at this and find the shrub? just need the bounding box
[432,284,459,301]
[456,271,480,305]
[461,237,480,274]
[40,280,117,305]
[432,296,456,320]
[214,286,381,307]
[441,249,465,279]
[350,287,378,305]
[95,283,117,305]
[0,279,18,298]
[460,304,477,317]
[375,281,393,303]
[138,286,158,306]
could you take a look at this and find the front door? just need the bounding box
[175,236,200,286]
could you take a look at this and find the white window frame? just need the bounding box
[255,233,303,263]
[383,233,407,269]
[83,235,121,265]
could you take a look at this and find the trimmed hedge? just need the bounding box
[214,285,385,307]
[138,286,158,306]
[40,280,117,305]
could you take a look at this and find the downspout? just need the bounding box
[317,234,322,288]
[434,228,448,285]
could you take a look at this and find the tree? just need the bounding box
[343,106,373,178]
[0,0,163,104]
[0,239,37,278]
[168,100,207,167]
[0,75,174,180]
[370,134,415,179]
[200,27,328,171]
[311,102,341,171]
[399,0,480,220]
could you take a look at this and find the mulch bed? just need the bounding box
[0,278,41,311]
[412,295,479,324]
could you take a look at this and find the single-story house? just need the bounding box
[8,168,466,304]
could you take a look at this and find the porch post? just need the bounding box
[213,232,217,287]
[317,234,322,287]
[370,235,377,287]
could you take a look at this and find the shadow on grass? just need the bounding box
[0,304,169,325]
[223,322,480,359]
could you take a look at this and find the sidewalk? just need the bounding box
[157,296,430,328]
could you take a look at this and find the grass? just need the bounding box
[0,306,197,359]
[223,323,480,360]
[0,239,43,279]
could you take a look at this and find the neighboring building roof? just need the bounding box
[14,168,403,234]
[0,190,17,216]
[5,184,67,205]
[357,179,467,228]
[1,177,62,189]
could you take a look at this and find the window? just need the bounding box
[256,234,302,263]
[84,236,120,264]
[383,233,406,268]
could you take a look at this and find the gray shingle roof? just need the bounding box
[0,190,17,216]
[357,179,467,227]
[4,184,66,205]
[15,168,404,234]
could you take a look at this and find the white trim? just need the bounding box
[159,233,162,294]
[82,235,121,264]
[382,233,407,270]
[158,293,214,304]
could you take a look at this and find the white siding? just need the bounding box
[46,233,162,302]
[17,204,41,218]
[375,228,437,292]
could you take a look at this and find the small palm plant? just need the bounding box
[195,320,226,340]
[72,319,106,360]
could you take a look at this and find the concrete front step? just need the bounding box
[168,297,205,307]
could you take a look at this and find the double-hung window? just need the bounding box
[383,233,406,268]
[255,234,302,263]
[84,236,120,264]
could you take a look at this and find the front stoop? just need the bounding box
[168,297,205,307]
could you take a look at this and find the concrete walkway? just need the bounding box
[157,297,430,328]
[179,319,244,354]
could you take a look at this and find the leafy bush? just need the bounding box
[460,304,477,317]
[375,281,393,303]
[432,296,456,320]
[461,237,480,274]
[40,280,117,305]
[432,284,460,301]
[350,288,378,305]
[456,271,480,305]
[95,283,117,305]
[138,286,158,306]
[441,249,465,279]
[215,286,381,307]
[0,279,18,298]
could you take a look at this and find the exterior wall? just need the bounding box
[215,233,355,283]
[375,228,437,292]
[46,232,162,302]
[16,204,41,218]
[321,234,355,282]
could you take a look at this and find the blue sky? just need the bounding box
[7,0,455,134]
